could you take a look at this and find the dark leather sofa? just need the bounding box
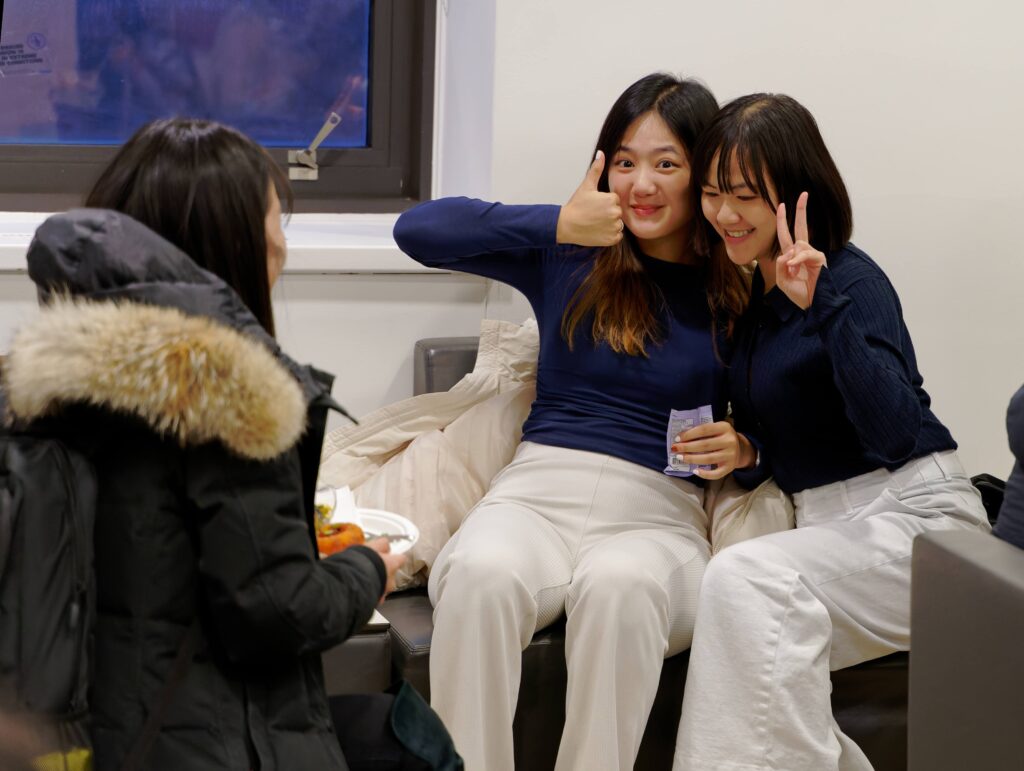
[374,337,914,770]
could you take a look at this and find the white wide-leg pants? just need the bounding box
[673,451,990,771]
[428,441,710,771]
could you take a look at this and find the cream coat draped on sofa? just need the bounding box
[319,319,539,589]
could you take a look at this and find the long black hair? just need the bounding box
[86,117,292,336]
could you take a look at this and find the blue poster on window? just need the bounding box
[0,0,370,148]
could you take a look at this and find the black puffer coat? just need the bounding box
[4,210,384,770]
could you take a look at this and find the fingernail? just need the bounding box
[673,435,681,443]
[675,454,685,463]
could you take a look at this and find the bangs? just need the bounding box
[712,131,776,209]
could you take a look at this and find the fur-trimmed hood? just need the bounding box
[4,297,306,460]
[25,208,335,406]
[4,208,348,459]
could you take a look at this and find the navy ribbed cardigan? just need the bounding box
[731,243,956,495]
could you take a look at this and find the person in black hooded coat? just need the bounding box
[994,385,1024,549]
[0,118,433,770]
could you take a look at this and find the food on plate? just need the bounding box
[316,522,366,556]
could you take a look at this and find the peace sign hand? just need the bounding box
[556,150,624,247]
[775,191,827,310]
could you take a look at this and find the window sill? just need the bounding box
[0,212,442,275]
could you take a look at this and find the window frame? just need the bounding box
[0,0,436,213]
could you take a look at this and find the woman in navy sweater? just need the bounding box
[670,94,991,771]
[394,73,750,771]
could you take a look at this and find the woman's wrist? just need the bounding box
[736,433,758,470]
[555,205,570,244]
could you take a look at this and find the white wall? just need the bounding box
[272,273,486,424]
[433,0,495,200]
[475,0,1024,477]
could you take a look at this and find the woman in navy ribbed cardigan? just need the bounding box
[670,94,991,771]
[394,73,752,771]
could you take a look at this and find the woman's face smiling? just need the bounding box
[607,111,694,264]
[701,151,779,268]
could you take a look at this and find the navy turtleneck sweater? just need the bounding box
[394,197,727,474]
[731,243,956,495]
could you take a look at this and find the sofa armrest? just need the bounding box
[413,337,479,395]
[908,530,1024,770]
[321,627,391,696]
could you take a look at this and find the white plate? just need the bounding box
[332,507,420,555]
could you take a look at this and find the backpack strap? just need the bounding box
[0,488,13,581]
[119,618,202,771]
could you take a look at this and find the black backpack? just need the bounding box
[0,419,97,768]
[0,408,199,771]
[971,472,1005,526]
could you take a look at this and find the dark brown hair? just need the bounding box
[85,118,292,336]
[691,93,853,260]
[561,73,750,355]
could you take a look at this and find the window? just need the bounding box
[0,0,435,212]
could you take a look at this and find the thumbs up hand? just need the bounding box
[556,151,624,247]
